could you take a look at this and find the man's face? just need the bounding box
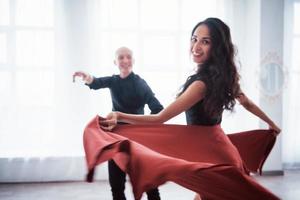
[114,48,134,74]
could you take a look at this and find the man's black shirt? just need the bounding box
[87,72,163,114]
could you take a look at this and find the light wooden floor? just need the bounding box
[1,170,299,200]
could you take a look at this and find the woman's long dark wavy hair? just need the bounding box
[183,18,241,117]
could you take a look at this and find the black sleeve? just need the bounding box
[142,81,164,114]
[86,76,113,90]
[147,94,164,114]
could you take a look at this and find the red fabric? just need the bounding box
[83,116,280,200]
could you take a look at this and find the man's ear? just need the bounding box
[132,58,135,65]
[114,60,117,65]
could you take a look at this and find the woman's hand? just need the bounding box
[100,112,118,131]
[237,92,281,137]
[269,122,281,136]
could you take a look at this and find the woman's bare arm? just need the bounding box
[236,92,281,135]
[101,81,206,130]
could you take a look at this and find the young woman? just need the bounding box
[92,18,281,200]
[101,19,280,134]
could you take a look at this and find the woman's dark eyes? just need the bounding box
[191,38,210,45]
[201,40,210,45]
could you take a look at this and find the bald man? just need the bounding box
[73,47,163,200]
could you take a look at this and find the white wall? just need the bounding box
[259,0,284,172]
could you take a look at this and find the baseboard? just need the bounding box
[0,157,285,183]
[0,157,108,183]
[260,170,284,176]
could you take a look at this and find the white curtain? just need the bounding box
[282,0,300,169]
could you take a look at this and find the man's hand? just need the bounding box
[100,112,118,131]
[73,71,93,84]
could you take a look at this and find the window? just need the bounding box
[0,0,55,157]
[92,0,225,121]
[0,0,229,157]
[0,0,9,26]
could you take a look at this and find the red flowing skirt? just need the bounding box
[83,116,280,200]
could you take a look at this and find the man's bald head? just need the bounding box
[114,46,134,78]
[115,46,133,58]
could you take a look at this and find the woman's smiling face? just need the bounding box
[190,24,212,64]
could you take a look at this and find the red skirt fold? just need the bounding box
[83,115,280,200]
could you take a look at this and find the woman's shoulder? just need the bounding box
[187,73,206,85]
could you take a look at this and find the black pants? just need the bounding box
[108,160,161,200]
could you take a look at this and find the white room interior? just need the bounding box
[0,0,300,199]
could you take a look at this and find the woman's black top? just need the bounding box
[183,74,222,126]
